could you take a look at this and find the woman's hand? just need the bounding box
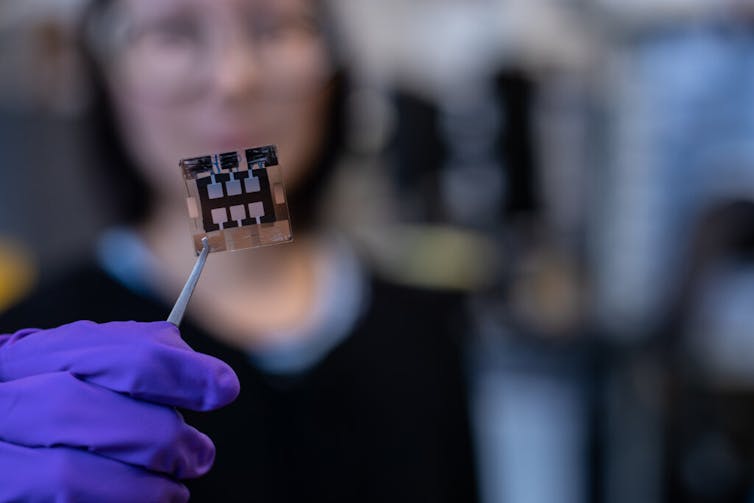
[0,320,240,502]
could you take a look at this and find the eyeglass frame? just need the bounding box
[83,0,341,105]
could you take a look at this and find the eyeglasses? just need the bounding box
[88,3,334,104]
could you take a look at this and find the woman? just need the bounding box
[0,0,478,501]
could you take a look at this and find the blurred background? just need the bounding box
[3,0,754,502]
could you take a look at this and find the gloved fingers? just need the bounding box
[0,372,215,479]
[0,440,189,503]
[0,320,239,411]
[0,328,36,350]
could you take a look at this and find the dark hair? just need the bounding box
[79,0,349,230]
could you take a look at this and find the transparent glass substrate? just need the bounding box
[179,144,293,254]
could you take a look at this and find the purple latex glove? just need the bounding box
[0,320,240,502]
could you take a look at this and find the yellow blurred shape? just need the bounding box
[0,238,36,313]
[355,224,501,291]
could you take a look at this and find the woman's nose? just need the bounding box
[209,37,262,102]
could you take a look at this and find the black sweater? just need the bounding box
[0,264,478,502]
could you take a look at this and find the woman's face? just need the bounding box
[101,0,334,205]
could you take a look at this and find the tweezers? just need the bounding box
[167,237,210,326]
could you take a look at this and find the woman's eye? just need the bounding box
[250,15,319,42]
[251,20,285,40]
[134,18,200,47]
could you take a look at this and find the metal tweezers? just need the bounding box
[167,237,210,326]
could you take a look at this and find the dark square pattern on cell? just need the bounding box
[196,169,276,232]
[180,144,291,254]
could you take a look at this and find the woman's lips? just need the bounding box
[195,117,276,151]
[200,126,275,150]
[200,131,261,151]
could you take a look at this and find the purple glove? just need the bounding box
[0,320,240,502]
